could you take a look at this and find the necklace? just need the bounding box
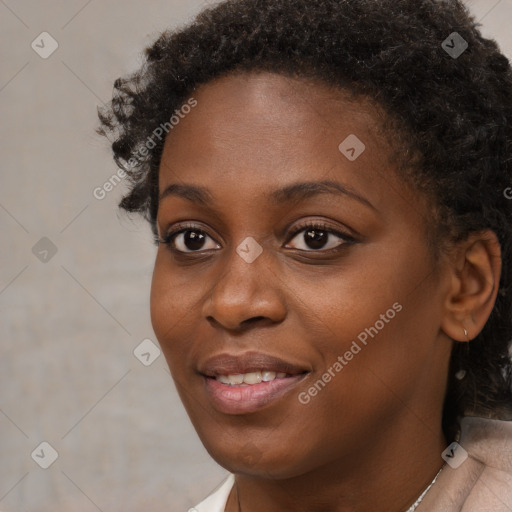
[405,464,445,512]
[235,464,445,512]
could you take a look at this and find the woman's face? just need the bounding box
[151,72,453,478]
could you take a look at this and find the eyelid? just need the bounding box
[159,219,356,253]
[284,220,356,253]
[159,221,221,249]
[285,219,356,243]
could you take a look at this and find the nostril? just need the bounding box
[243,316,266,325]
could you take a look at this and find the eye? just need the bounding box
[159,223,220,253]
[285,222,354,252]
[159,220,355,255]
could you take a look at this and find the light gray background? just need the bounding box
[0,1,511,511]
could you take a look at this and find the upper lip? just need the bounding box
[199,351,310,377]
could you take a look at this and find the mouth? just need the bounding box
[199,351,310,415]
[212,370,297,385]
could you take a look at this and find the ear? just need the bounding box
[440,230,501,342]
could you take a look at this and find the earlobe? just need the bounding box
[440,230,501,343]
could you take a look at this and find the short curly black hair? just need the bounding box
[98,0,512,441]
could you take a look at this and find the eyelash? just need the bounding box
[158,221,356,255]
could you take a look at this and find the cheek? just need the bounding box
[149,253,199,368]
[150,257,171,347]
[291,255,440,410]
[305,284,444,428]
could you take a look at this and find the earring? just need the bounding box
[462,321,470,341]
[455,369,467,380]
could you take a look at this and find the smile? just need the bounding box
[204,373,308,414]
[199,351,310,414]
[215,370,289,385]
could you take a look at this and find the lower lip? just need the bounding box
[204,374,307,415]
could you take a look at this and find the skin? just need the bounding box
[150,72,501,512]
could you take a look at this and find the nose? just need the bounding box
[202,243,287,331]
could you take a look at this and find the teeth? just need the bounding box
[262,371,276,381]
[243,372,262,384]
[215,370,289,386]
[216,375,235,385]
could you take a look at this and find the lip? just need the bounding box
[199,351,309,377]
[204,373,309,414]
[198,351,310,415]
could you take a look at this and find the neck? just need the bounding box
[227,417,447,512]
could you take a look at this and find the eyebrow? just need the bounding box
[159,180,376,211]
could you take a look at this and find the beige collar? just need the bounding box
[417,416,512,511]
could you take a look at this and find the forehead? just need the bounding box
[163,72,386,152]
[158,71,408,212]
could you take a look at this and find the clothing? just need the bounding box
[188,474,235,512]
[417,416,512,511]
[188,416,512,512]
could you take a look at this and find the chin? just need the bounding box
[205,439,311,479]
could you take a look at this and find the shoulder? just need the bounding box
[186,419,512,511]
[418,416,512,511]
[188,473,235,512]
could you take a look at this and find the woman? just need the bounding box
[98,0,512,510]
